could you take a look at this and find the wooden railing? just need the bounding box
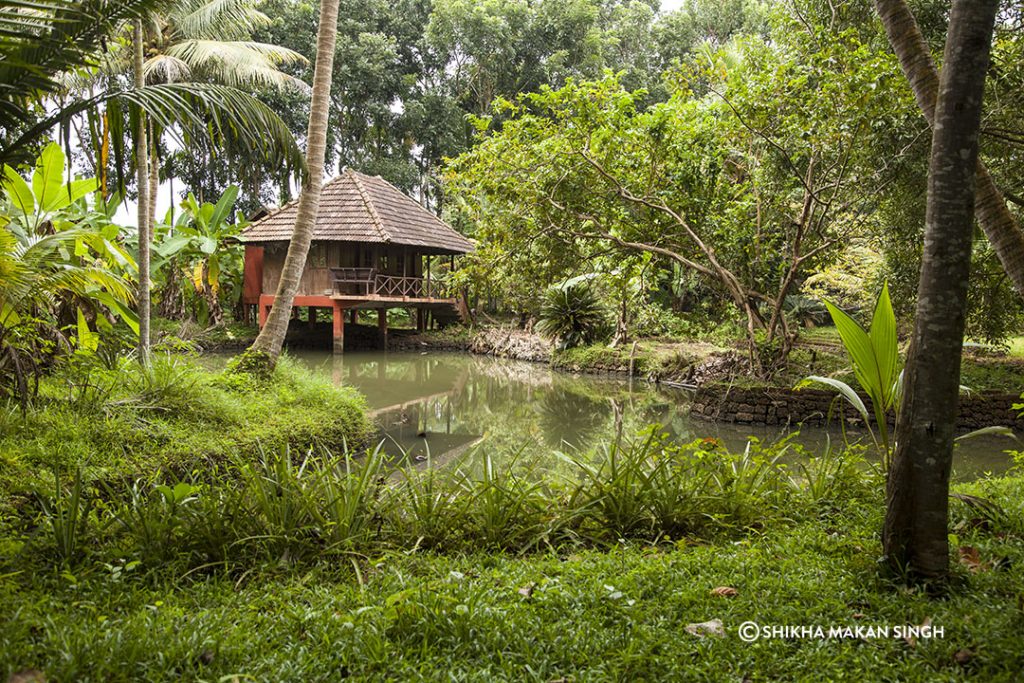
[331,268,451,299]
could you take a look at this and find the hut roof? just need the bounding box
[239,169,474,254]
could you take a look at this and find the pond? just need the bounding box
[285,350,1016,479]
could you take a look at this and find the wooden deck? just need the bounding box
[331,293,457,306]
[257,287,460,354]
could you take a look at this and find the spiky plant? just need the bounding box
[536,280,609,349]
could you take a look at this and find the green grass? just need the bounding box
[2,472,1023,681]
[551,342,704,379]
[0,354,371,510]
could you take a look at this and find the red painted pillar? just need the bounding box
[332,302,345,354]
[258,294,273,328]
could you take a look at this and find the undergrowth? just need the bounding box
[0,354,371,513]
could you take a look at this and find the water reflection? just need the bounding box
[285,351,1013,478]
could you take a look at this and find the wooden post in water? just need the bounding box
[332,302,345,354]
[378,308,388,349]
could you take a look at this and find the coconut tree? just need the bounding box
[883,0,998,580]
[125,1,306,358]
[1,0,307,365]
[142,0,308,91]
[246,0,341,364]
[874,0,1024,302]
[137,0,309,226]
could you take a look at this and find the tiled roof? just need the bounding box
[239,169,474,254]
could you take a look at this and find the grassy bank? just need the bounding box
[0,354,371,511]
[2,468,1022,681]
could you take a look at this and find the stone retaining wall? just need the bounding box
[690,384,1024,431]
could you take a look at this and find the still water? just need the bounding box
[286,350,1015,478]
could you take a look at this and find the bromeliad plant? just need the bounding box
[798,284,901,469]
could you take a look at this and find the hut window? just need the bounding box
[311,245,327,268]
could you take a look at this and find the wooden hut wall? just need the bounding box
[260,242,430,296]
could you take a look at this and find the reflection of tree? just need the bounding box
[537,383,612,450]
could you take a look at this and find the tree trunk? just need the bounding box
[148,122,159,237]
[883,0,997,580]
[874,0,1024,300]
[134,25,151,366]
[202,263,224,326]
[246,0,341,363]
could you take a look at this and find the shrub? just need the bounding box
[536,281,610,349]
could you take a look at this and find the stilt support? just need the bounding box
[332,302,346,354]
[258,294,273,328]
[378,309,388,349]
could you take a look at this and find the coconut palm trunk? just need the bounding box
[134,24,152,366]
[874,0,1024,300]
[246,0,340,362]
[883,0,997,580]
[148,123,159,238]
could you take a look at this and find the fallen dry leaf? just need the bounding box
[6,671,46,683]
[903,617,932,648]
[685,619,725,638]
[710,586,739,597]
[958,546,988,573]
[954,648,975,666]
[518,582,536,598]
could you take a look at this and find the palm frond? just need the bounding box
[165,40,308,90]
[0,0,178,130]
[117,82,306,175]
[2,82,306,178]
[38,264,135,303]
[143,53,193,83]
[170,0,269,41]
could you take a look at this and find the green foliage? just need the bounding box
[446,24,915,359]
[153,186,247,324]
[800,284,902,466]
[536,279,610,348]
[6,422,874,568]
[34,467,93,565]
[0,144,139,404]
[0,0,305,190]
[5,463,1024,680]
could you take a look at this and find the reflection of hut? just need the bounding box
[240,169,474,352]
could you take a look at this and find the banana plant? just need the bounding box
[798,283,902,468]
[152,186,246,325]
[1,142,136,274]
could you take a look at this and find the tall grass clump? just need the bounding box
[556,430,799,542]
[13,427,874,571]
